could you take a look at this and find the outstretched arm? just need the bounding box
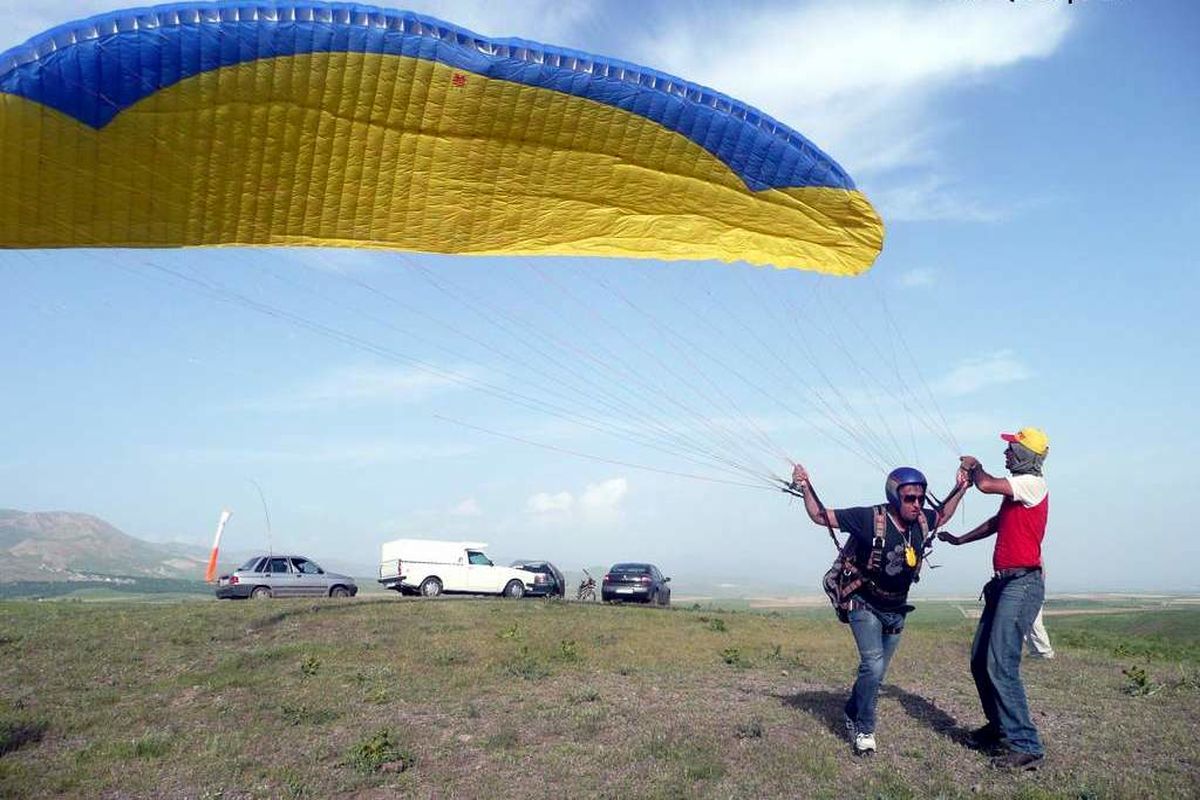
[938,514,999,546]
[791,464,838,529]
[934,468,971,527]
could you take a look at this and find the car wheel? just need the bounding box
[661,590,671,608]
[504,580,525,599]
[330,586,350,598]
[251,586,272,600]
[649,590,659,606]
[419,577,443,598]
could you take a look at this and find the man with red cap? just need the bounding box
[939,426,1050,770]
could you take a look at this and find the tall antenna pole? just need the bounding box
[249,479,273,557]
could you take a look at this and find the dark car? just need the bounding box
[601,562,671,606]
[216,554,358,599]
[510,560,567,598]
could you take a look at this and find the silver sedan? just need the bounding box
[216,554,358,599]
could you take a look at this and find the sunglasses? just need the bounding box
[900,494,925,505]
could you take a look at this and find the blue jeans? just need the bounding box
[845,602,906,734]
[971,571,1045,755]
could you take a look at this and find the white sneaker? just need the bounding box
[854,732,876,755]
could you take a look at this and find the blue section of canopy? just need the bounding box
[0,2,855,192]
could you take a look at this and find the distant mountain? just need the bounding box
[0,509,209,582]
[0,509,373,583]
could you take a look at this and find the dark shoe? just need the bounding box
[965,724,1004,751]
[991,750,1044,771]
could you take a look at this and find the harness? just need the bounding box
[822,505,929,623]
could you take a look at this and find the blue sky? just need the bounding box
[1,0,1197,593]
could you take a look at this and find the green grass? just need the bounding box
[0,597,1197,798]
[0,578,211,601]
[1051,610,1200,663]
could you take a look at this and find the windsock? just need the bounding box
[204,510,233,583]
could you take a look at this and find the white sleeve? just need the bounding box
[1008,474,1048,507]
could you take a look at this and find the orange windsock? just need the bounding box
[205,510,233,583]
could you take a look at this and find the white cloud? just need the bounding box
[526,491,574,514]
[525,476,628,519]
[627,0,1073,218]
[580,477,628,512]
[449,497,482,517]
[899,268,936,288]
[933,351,1033,397]
[873,175,1006,223]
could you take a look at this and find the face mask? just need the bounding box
[1008,441,1045,476]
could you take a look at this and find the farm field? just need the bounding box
[2,596,1198,799]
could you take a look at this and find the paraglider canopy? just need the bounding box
[0,1,882,273]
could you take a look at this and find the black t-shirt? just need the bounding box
[834,506,937,610]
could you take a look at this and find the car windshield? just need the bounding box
[511,561,547,572]
[611,564,650,575]
[238,556,262,571]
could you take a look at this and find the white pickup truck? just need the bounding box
[377,539,537,598]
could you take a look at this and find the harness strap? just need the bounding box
[912,509,930,581]
[866,505,886,573]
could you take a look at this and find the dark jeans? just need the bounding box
[971,571,1045,755]
[845,601,906,734]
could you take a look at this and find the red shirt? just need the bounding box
[993,476,1049,571]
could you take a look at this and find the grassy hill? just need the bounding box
[1,597,1198,799]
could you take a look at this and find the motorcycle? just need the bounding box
[576,569,597,602]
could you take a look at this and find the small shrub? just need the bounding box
[0,717,48,756]
[706,618,727,633]
[497,623,521,641]
[300,654,321,677]
[570,687,601,704]
[1122,665,1161,696]
[556,639,580,662]
[721,647,747,668]
[346,728,412,774]
[734,718,764,739]
[365,686,390,705]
